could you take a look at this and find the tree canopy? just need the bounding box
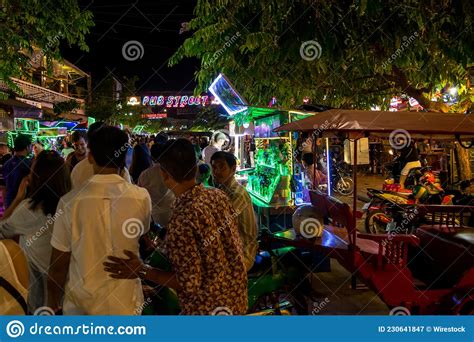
[170,0,473,112]
[0,0,94,83]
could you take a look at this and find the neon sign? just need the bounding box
[141,113,168,119]
[142,95,209,107]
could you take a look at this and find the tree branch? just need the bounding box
[391,67,450,113]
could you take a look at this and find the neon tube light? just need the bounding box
[326,137,331,196]
[208,74,248,116]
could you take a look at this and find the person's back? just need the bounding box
[167,184,247,314]
[398,142,421,190]
[71,157,131,188]
[102,139,246,315]
[130,143,152,184]
[1,150,71,312]
[4,135,31,208]
[52,176,150,314]
[49,126,151,315]
[400,143,419,163]
[71,121,131,188]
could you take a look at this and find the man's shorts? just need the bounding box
[401,160,422,176]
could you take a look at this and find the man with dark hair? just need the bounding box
[3,135,31,208]
[65,130,87,172]
[136,136,175,226]
[104,138,247,315]
[70,122,131,188]
[211,151,257,271]
[49,126,151,315]
[153,132,169,145]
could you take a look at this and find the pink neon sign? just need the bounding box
[141,95,209,107]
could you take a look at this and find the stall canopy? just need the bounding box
[274,109,474,138]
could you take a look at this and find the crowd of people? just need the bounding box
[0,123,258,315]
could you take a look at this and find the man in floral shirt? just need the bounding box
[104,139,247,315]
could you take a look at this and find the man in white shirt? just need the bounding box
[70,122,131,188]
[48,126,151,315]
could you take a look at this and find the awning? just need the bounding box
[274,109,474,139]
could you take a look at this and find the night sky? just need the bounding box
[62,0,199,93]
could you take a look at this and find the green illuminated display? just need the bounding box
[132,125,145,134]
[247,137,292,205]
[7,119,40,149]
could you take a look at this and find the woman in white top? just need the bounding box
[0,150,71,313]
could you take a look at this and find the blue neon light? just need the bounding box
[208,74,248,116]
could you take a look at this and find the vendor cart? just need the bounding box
[270,109,474,314]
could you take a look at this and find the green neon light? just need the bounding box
[132,125,145,134]
[88,117,96,126]
[246,136,292,204]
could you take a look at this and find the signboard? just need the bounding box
[127,96,141,106]
[141,95,209,108]
[13,107,43,119]
[141,113,168,119]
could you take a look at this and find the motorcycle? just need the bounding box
[318,158,354,196]
[364,180,454,234]
[139,228,319,315]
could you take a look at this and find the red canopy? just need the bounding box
[274,109,474,138]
